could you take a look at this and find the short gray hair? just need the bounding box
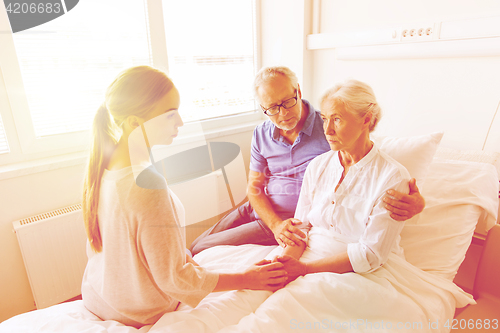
[320,79,382,132]
[253,66,299,100]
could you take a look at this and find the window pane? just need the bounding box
[162,0,257,122]
[0,114,10,154]
[12,0,151,138]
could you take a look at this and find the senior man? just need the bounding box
[190,66,425,255]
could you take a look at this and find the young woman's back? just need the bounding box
[82,166,217,328]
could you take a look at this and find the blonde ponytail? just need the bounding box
[83,104,121,252]
[82,66,174,253]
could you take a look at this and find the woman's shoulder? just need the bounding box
[373,146,411,180]
[134,165,167,190]
[305,150,337,179]
[309,149,336,167]
[106,166,170,212]
[105,166,167,193]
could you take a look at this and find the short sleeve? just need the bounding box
[249,126,268,173]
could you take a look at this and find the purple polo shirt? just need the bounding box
[249,99,331,220]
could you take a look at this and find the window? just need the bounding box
[0,0,259,165]
[162,0,257,122]
[10,0,151,139]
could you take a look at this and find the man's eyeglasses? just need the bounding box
[260,90,298,116]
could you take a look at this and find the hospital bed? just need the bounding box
[0,132,499,333]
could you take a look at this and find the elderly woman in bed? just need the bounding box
[276,79,412,281]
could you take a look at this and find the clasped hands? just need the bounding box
[270,218,310,284]
[245,218,310,290]
[245,254,306,291]
[245,218,310,291]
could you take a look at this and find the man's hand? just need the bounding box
[247,170,306,247]
[271,218,309,248]
[383,178,425,221]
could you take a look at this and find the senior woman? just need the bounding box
[276,79,412,280]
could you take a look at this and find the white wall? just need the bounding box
[259,0,315,96]
[0,163,85,321]
[308,0,500,151]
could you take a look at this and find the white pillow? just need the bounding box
[433,147,500,235]
[400,159,499,281]
[373,132,444,185]
[434,147,500,176]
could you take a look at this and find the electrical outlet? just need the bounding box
[403,29,409,38]
[401,22,437,42]
[401,27,417,41]
[417,25,435,41]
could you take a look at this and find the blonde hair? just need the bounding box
[320,79,382,132]
[253,66,299,100]
[83,66,174,252]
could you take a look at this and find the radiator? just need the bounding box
[12,204,87,309]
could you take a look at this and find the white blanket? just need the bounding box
[0,242,474,333]
[0,301,152,333]
[149,233,474,333]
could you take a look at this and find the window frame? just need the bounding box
[0,0,263,167]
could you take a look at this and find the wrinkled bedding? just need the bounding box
[0,242,475,333]
[150,233,473,333]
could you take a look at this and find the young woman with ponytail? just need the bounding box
[81,66,287,328]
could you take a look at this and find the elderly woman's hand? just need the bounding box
[383,178,425,221]
[242,259,288,291]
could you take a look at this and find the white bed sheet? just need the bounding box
[0,300,152,333]
[0,229,477,333]
[2,241,472,333]
[146,239,473,333]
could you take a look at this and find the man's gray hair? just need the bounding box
[320,79,382,132]
[253,66,299,99]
